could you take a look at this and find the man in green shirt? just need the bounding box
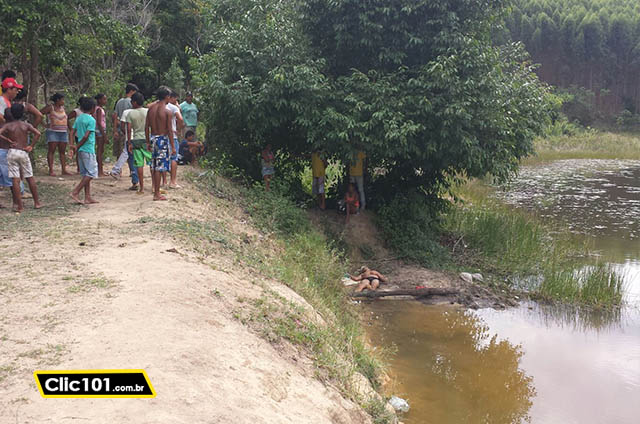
[179,92,198,137]
[124,92,150,194]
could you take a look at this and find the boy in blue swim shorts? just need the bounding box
[145,87,175,201]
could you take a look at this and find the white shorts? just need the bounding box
[7,149,33,179]
[312,176,325,195]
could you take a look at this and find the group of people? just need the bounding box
[309,149,367,223]
[261,145,367,224]
[0,76,205,210]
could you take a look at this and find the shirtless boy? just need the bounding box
[0,104,42,212]
[350,266,387,292]
[145,87,175,201]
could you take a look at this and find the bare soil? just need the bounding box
[309,209,520,309]
[0,167,371,423]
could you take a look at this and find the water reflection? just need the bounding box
[364,302,535,424]
[527,301,624,333]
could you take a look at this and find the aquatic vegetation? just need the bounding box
[536,264,626,308]
[447,181,627,308]
[444,184,582,276]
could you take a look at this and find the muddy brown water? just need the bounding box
[365,160,640,423]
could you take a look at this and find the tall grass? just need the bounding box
[445,182,625,308]
[529,129,640,163]
[537,264,625,307]
[444,182,581,276]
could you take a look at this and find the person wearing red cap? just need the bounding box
[0,77,23,123]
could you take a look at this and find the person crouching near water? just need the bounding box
[350,266,387,292]
[345,182,359,224]
[0,104,42,212]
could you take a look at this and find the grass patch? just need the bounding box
[536,264,625,308]
[0,364,16,383]
[528,129,640,163]
[0,183,81,235]
[161,219,229,251]
[67,275,116,293]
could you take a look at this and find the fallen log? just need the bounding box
[349,287,459,299]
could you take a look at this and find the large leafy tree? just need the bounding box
[0,1,150,103]
[196,0,551,197]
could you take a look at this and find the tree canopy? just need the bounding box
[196,0,551,198]
[505,0,640,116]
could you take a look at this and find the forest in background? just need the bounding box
[505,0,640,124]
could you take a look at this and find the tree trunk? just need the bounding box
[349,287,459,299]
[27,42,39,105]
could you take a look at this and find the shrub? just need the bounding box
[376,192,450,267]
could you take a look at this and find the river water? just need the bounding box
[365,160,640,424]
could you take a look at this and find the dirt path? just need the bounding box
[0,169,371,423]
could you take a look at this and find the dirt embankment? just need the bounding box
[0,169,372,423]
[309,209,520,309]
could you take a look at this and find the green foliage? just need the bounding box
[556,85,599,125]
[444,200,560,275]
[196,0,551,199]
[376,193,450,267]
[0,1,150,100]
[162,57,185,95]
[245,182,311,237]
[615,109,640,128]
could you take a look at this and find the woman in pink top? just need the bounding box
[93,94,108,176]
[40,93,72,176]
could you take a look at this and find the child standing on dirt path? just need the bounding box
[125,92,149,194]
[69,98,99,205]
[93,94,108,177]
[0,104,42,212]
[145,87,174,201]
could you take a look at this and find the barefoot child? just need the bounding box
[69,98,99,204]
[124,92,149,194]
[344,182,359,224]
[0,104,42,212]
[145,87,174,201]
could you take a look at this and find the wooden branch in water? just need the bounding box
[349,288,459,299]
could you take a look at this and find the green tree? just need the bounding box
[162,57,185,95]
[197,0,551,199]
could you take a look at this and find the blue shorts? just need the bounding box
[78,151,98,178]
[46,129,69,143]
[151,135,171,172]
[0,148,11,187]
[170,138,179,162]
